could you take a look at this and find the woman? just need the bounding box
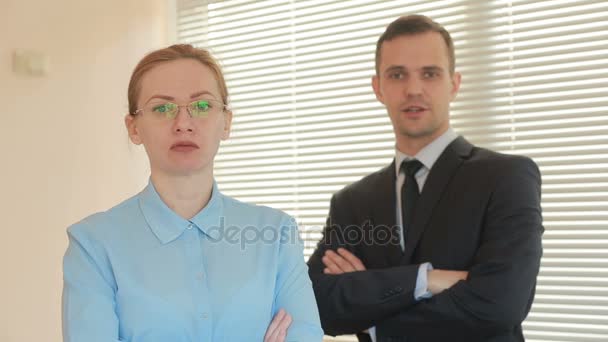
[62,44,323,342]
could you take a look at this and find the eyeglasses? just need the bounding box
[132,99,229,120]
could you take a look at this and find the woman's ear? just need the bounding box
[125,114,142,145]
[221,110,232,140]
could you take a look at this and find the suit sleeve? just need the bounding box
[377,157,544,339]
[62,224,124,342]
[307,194,421,336]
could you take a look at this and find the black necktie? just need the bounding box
[400,159,423,249]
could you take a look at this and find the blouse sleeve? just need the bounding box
[273,215,324,341]
[62,224,124,342]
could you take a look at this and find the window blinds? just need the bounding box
[176,0,608,341]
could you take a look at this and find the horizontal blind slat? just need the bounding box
[178,1,608,341]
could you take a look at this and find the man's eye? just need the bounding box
[423,71,439,78]
[389,72,403,79]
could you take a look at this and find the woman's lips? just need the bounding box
[171,141,200,152]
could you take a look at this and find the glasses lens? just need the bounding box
[149,102,178,119]
[190,100,212,118]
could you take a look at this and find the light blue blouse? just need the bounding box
[62,181,323,342]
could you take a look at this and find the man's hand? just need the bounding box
[264,309,292,342]
[427,269,469,295]
[322,248,366,274]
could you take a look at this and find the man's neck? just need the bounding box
[396,127,448,156]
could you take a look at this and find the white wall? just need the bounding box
[0,0,169,340]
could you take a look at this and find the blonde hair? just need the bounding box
[127,44,229,115]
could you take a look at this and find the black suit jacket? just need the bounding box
[307,137,543,342]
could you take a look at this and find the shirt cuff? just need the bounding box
[369,262,433,341]
[369,326,376,342]
[414,262,434,300]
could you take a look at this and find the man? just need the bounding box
[307,15,543,342]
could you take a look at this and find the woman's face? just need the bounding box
[126,58,231,177]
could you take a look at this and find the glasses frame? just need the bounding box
[132,98,230,119]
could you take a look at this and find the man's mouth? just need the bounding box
[402,106,427,113]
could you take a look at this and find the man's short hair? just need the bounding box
[375,14,455,76]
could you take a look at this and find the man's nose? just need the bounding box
[405,77,423,96]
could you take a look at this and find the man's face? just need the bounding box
[372,32,461,150]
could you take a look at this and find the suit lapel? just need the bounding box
[369,160,403,266]
[402,136,474,263]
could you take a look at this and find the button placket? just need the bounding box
[191,229,212,340]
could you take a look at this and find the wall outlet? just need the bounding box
[12,49,50,76]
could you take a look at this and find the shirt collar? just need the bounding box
[395,127,459,175]
[138,179,224,244]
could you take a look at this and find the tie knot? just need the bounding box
[401,159,423,177]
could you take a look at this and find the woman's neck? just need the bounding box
[150,170,214,220]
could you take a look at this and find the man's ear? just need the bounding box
[371,75,385,104]
[221,110,233,140]
[449,71,462,101]
[125,114,142,145]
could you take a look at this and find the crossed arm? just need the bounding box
[323,248,468,296]
[264,310,293,342]
[63,226,297,342]
[308,157,543,338]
